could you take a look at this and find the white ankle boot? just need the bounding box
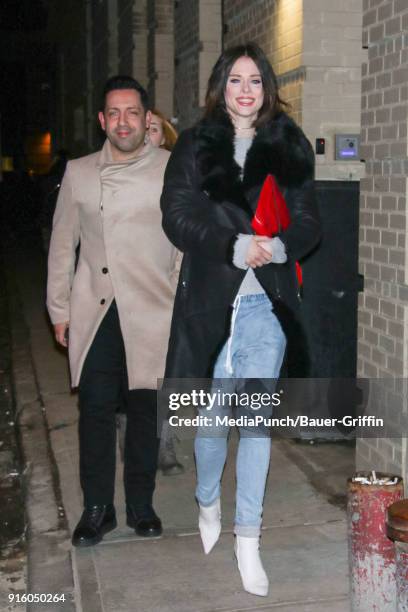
[198,498,221,554]
[234,535,269,597]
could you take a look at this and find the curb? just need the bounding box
[5,255,77,612]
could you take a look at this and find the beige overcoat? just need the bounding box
[47,140,178,389]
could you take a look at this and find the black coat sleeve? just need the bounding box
[278,133,321,261]
[280,179,321,262]
[160,129,237,263]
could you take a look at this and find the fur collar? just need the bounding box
[195,110,314,210]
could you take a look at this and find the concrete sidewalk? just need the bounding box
[6,237,353,612]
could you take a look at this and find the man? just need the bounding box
[47,75,178,546]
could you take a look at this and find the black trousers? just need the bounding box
[78,301,159,509]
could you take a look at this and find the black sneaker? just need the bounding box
[126,504,162,537]
[72,504,117,547]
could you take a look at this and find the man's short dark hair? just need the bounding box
[101,75,149,113]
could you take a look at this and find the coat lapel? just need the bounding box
[195,111,314,216]
[243,113,314,190]
[195,112,250,213]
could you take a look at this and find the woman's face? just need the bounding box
[148,114,165,147]
[224,56,264,124]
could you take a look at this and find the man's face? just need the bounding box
[98,89,151,160]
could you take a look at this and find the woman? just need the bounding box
[161,43,320,597]
[148,109,178,151]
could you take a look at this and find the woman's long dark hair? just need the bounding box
[204,43,288,127]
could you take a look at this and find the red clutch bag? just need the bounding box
[251,174,302,286]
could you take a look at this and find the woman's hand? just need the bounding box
[245,235,273,268]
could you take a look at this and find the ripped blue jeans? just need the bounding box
[195,293,286,537]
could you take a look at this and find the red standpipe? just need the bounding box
[347,471,404,611]
[386,498,408,611]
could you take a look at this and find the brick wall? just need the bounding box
[152,0,174,116]
[117,0,149,87]
[131,0,148,87]
[223,0,303,123]
[108,0,119,74]
[302,0,365,181]
[357,0,408,482]
[174,0,304,128]
[91,0,110,144]
[198,0,222,108]
[223,0,365,180]
[48,0,89,155]
[58,0,365,153]
[174,0,200,129]
[118,0,134,76]
[173,0,221,129]
[147,0,156,103]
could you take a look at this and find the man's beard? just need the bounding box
[109,129,145,154]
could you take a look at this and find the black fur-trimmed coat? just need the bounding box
[160,111,321,378]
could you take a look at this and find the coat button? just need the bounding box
[102,267,108,274]
[100,299,106,305]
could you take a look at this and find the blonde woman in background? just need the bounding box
[148,109,178,151]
